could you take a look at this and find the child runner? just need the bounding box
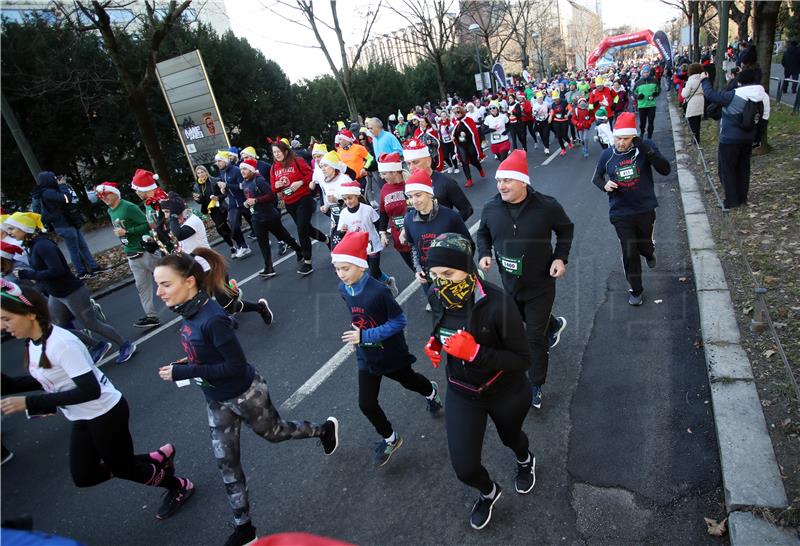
[422,233,535,530]
[154,253,339,546]
[0,280,193,520]
[376,153,414,273]
[318,150,352,249]
[571,97,595,158]
[337,180,398,297]
[331,231,441,467]
[594,108,613,150]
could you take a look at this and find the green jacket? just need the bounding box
[633,76,660,109]
[108,199,149,255]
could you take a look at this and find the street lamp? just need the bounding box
[468,23,487,91]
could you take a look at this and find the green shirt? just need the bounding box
[108,199,149,255]
[525,87,535,100]
[633,77,660,109]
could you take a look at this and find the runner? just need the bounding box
[214,152,252,259]
[422,233,535,530]
[591,112,671,306]
[532,92,551,155]
[437,111,459,174]
[413,116,443,172]
[337,180,398,297]
[318,150,352,249]
[154,252,339,546]
[239,157,301,278]
[0,280,192,521]
[633,65,660,139]
[331,231,441,467]
[476,151,573,409]
[482,102,511,162]
[4,212,136,364]
[549,91,572,156]
[402,139,473,222]
[131,169,176,255]
[589,77,618,127]
[335,129,372,192]
[95,182,161,328]
[193,165,235,258]
[376,153,414,273]
[451,105,485,188]
[161,192,210,254]
[269,140,329,276]
[571,97,595,158]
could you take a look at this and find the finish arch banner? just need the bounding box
[587,29,662,68]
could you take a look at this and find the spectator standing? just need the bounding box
[781,40,800,94]
[681,64,706,145]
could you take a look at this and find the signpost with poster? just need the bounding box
[155,50,229,173]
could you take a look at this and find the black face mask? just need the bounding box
[433,274,476,310]
[171,290,209,319]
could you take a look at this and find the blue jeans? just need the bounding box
[56,226,97,275]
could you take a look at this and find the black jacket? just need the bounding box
[782,44,800,74]
[31,172,72,229]
[193,175,226,215]
[432,171,473,221]
[17,234,83,298]
[477,188,573,300]
[429,279,530,399]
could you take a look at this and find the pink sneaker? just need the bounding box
[559,149,566,156]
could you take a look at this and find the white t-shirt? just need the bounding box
[321,172,351,205]
[179,213,210,254]
[484,113,509,143]
[27,325,121,421]
[337,203,383,255]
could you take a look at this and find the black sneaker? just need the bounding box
[297,261,314,275]
[257,298,273,326]
[426,381,442,413]
[258,269,277,279]
[470,483,502,530]
[646,252,657,269]
[373,435,403,467]
[230,247,238,259]
[246,232,257,240]
[155,478,194,520]
[278,241,288,256]
[224,522,257,546]
[320,417,339,455]
[628,292,644,306]
[92,264,113,274]
[134,316,161,328]
[547,316,567,349]
[515,453,536,494]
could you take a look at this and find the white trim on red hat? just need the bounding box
[239,160,258,174]
[378,161,403,173]
[330,252,368,269]
[335,131,355,144]
[495,170,530,185]
[403,139,429,161]
[404,178,434,195]
[95,183,120,197]
[338,181,362,197]
[612,112,638,137]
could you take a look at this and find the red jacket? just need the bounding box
[521,100,534,123]
[571,106,595,130]
[269,156,312,205]
[589,87,617,119]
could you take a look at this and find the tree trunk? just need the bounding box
[737,1,751,41]
[434,55,447,102]
[690,1,701,61]
[753,0,780,154]
[128,89,173,186]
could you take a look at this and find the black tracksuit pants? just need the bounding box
[456,143,482,182]
[358,366,433,438]
[717,142,752,208]
[514,285,556,387]
[610,210,656,296]
[639,107,656,138]
[285,195,328,260]
[534,120,550,148]
[445,379,531,495]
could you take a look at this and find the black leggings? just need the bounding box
[70,397,179,490]
[398,250,415,273]
[367,253,384,280]
[525,121,538,144]
[513,122,528,151]
[252,214,301,270]
[445,380,531,495]
[358,366,433,438]
[553,121,569,150]
[610,209,656,296]
[534,120,550,148]
[215,289,262,315]
[687,115,701,145]
[441,141,457,169]
[208,206,234,248]
[639,107,656,138]
[455,143,482,182]
[285,195,327,261]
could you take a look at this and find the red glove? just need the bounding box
[424,336,442,368]
[443,329,480,362]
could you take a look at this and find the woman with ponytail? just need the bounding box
[0,280,193,520]
[153,252,339,546]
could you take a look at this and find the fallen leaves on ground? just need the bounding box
[703,517,727,537]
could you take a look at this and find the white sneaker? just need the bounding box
[235,247,252,259]
[453,168,460,173]
[544,148,550,154]
[385,276,399,297]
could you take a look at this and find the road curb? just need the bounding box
[667,102,795,542]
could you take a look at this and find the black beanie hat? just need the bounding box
[425,232,475,272]
[160,191,186,215]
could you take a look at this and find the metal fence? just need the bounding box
[769,76,800,113]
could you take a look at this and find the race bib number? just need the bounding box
[491,133,502,142]
[436,326,458,345]
[497,253,524,276]
[392,216,405,230]
[615,163,640,182]
[283,188,294,196]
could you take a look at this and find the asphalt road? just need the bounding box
[1,94,723,545]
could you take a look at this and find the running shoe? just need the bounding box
[385,276,399,297]
[478,168,486,178]
[78,272,94,280]
[235,247,252,259]
[544,148,550,154]
[465,179,473,188]
[152,443,176,473]
[155,478,194,520]
[90,298,107,321]
[426,381,442,413]
[90,341,113,364]
[470,483,502,530]
[223,522,257,546]
[92,264,113,274]
[425,303,431,312]
[373,435,403,467]
[258,269,277,279]
[247,232,257,240]
[628,292,644,306]
[515,452,536,494]
[1,445,14,466]
[116,341,137,364]
[453,167,460,173]
[297,262,314,276]
[559,149,566,156]
[257,298,273,326]
[548,316,567,349]
[320,417,339,456]
[278,241,288,256]
[568,141,574,150]
[531,385,542,409]
[646,252,657,269]
[134,316,161,328]
[230,247,238,259]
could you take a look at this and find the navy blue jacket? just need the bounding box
[242,173,279,221]
[402,204,472,271]
[171,298,256,402]
[339,274,415,374]
[700,79,770,144]
[32,172,71,229]
[219,164,246,209]
[17,234,83,297]
[431,171,473,221]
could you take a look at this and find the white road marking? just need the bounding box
[280,221,481,411]
[541,148,562,166]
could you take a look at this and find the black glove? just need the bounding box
[632,136,649,153]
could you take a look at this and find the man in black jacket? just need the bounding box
[403,139,474,222]
[781,40,800,94]
[476,150,573,409]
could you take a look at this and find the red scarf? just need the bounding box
[144,188,168,208]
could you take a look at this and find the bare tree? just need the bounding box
[505,0,547,71]
[56,0,192,187]
[659,0,717,61]
[269,0,382,122]
[388,0,458,101]
[460,0,520,88]
[730,0,752,42]
[566,0,604,69]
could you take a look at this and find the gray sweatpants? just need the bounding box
[206,374,325,526]
[49,285,126,347]
[128,252,157,317]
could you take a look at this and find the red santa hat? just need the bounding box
[239,157,258,174]
[334,130,355,145]
[404,169,434,196]
[338,180,362,197]
[377,152,403,173]
[495,150,530,185]
[612,112,638,137]
[0,240,23,261]
[131,168,158,192]
[403,138,429,161]
[95,181,121,197]
[330,231,369,269]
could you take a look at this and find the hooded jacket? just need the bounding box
[32,172,72,229]
[700,79,770,144]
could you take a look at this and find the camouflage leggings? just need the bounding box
[207,374,325,525]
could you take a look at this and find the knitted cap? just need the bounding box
[403,138,429,161]
[404,169,434,196]
[426,232,475,273]
[320,150,347,173]
[4,212,45,234]
[378,152,403,173]
[331,231,369,269]
[495,150,530,185]
[612,112,638,137]
[131,168,158,192]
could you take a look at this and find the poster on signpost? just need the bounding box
[155,50,229,173]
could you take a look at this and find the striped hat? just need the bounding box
[0,240,23,260]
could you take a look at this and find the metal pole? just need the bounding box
[716,0,730,90]
[1,91,42,184]
[474,37,484,91]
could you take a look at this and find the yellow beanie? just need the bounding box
[214,150,230,163]
[320,150,346,172]
[280,138,290,146]
[312,143,328,156]
[4,212,45,234]
[595,76,605,87]
[240,146,257,159]
[551,90,560,99]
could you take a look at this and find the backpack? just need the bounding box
[740,98,764,131]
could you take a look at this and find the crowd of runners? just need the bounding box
[1,57,677,545]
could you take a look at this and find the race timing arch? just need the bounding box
[587,29,672,68]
